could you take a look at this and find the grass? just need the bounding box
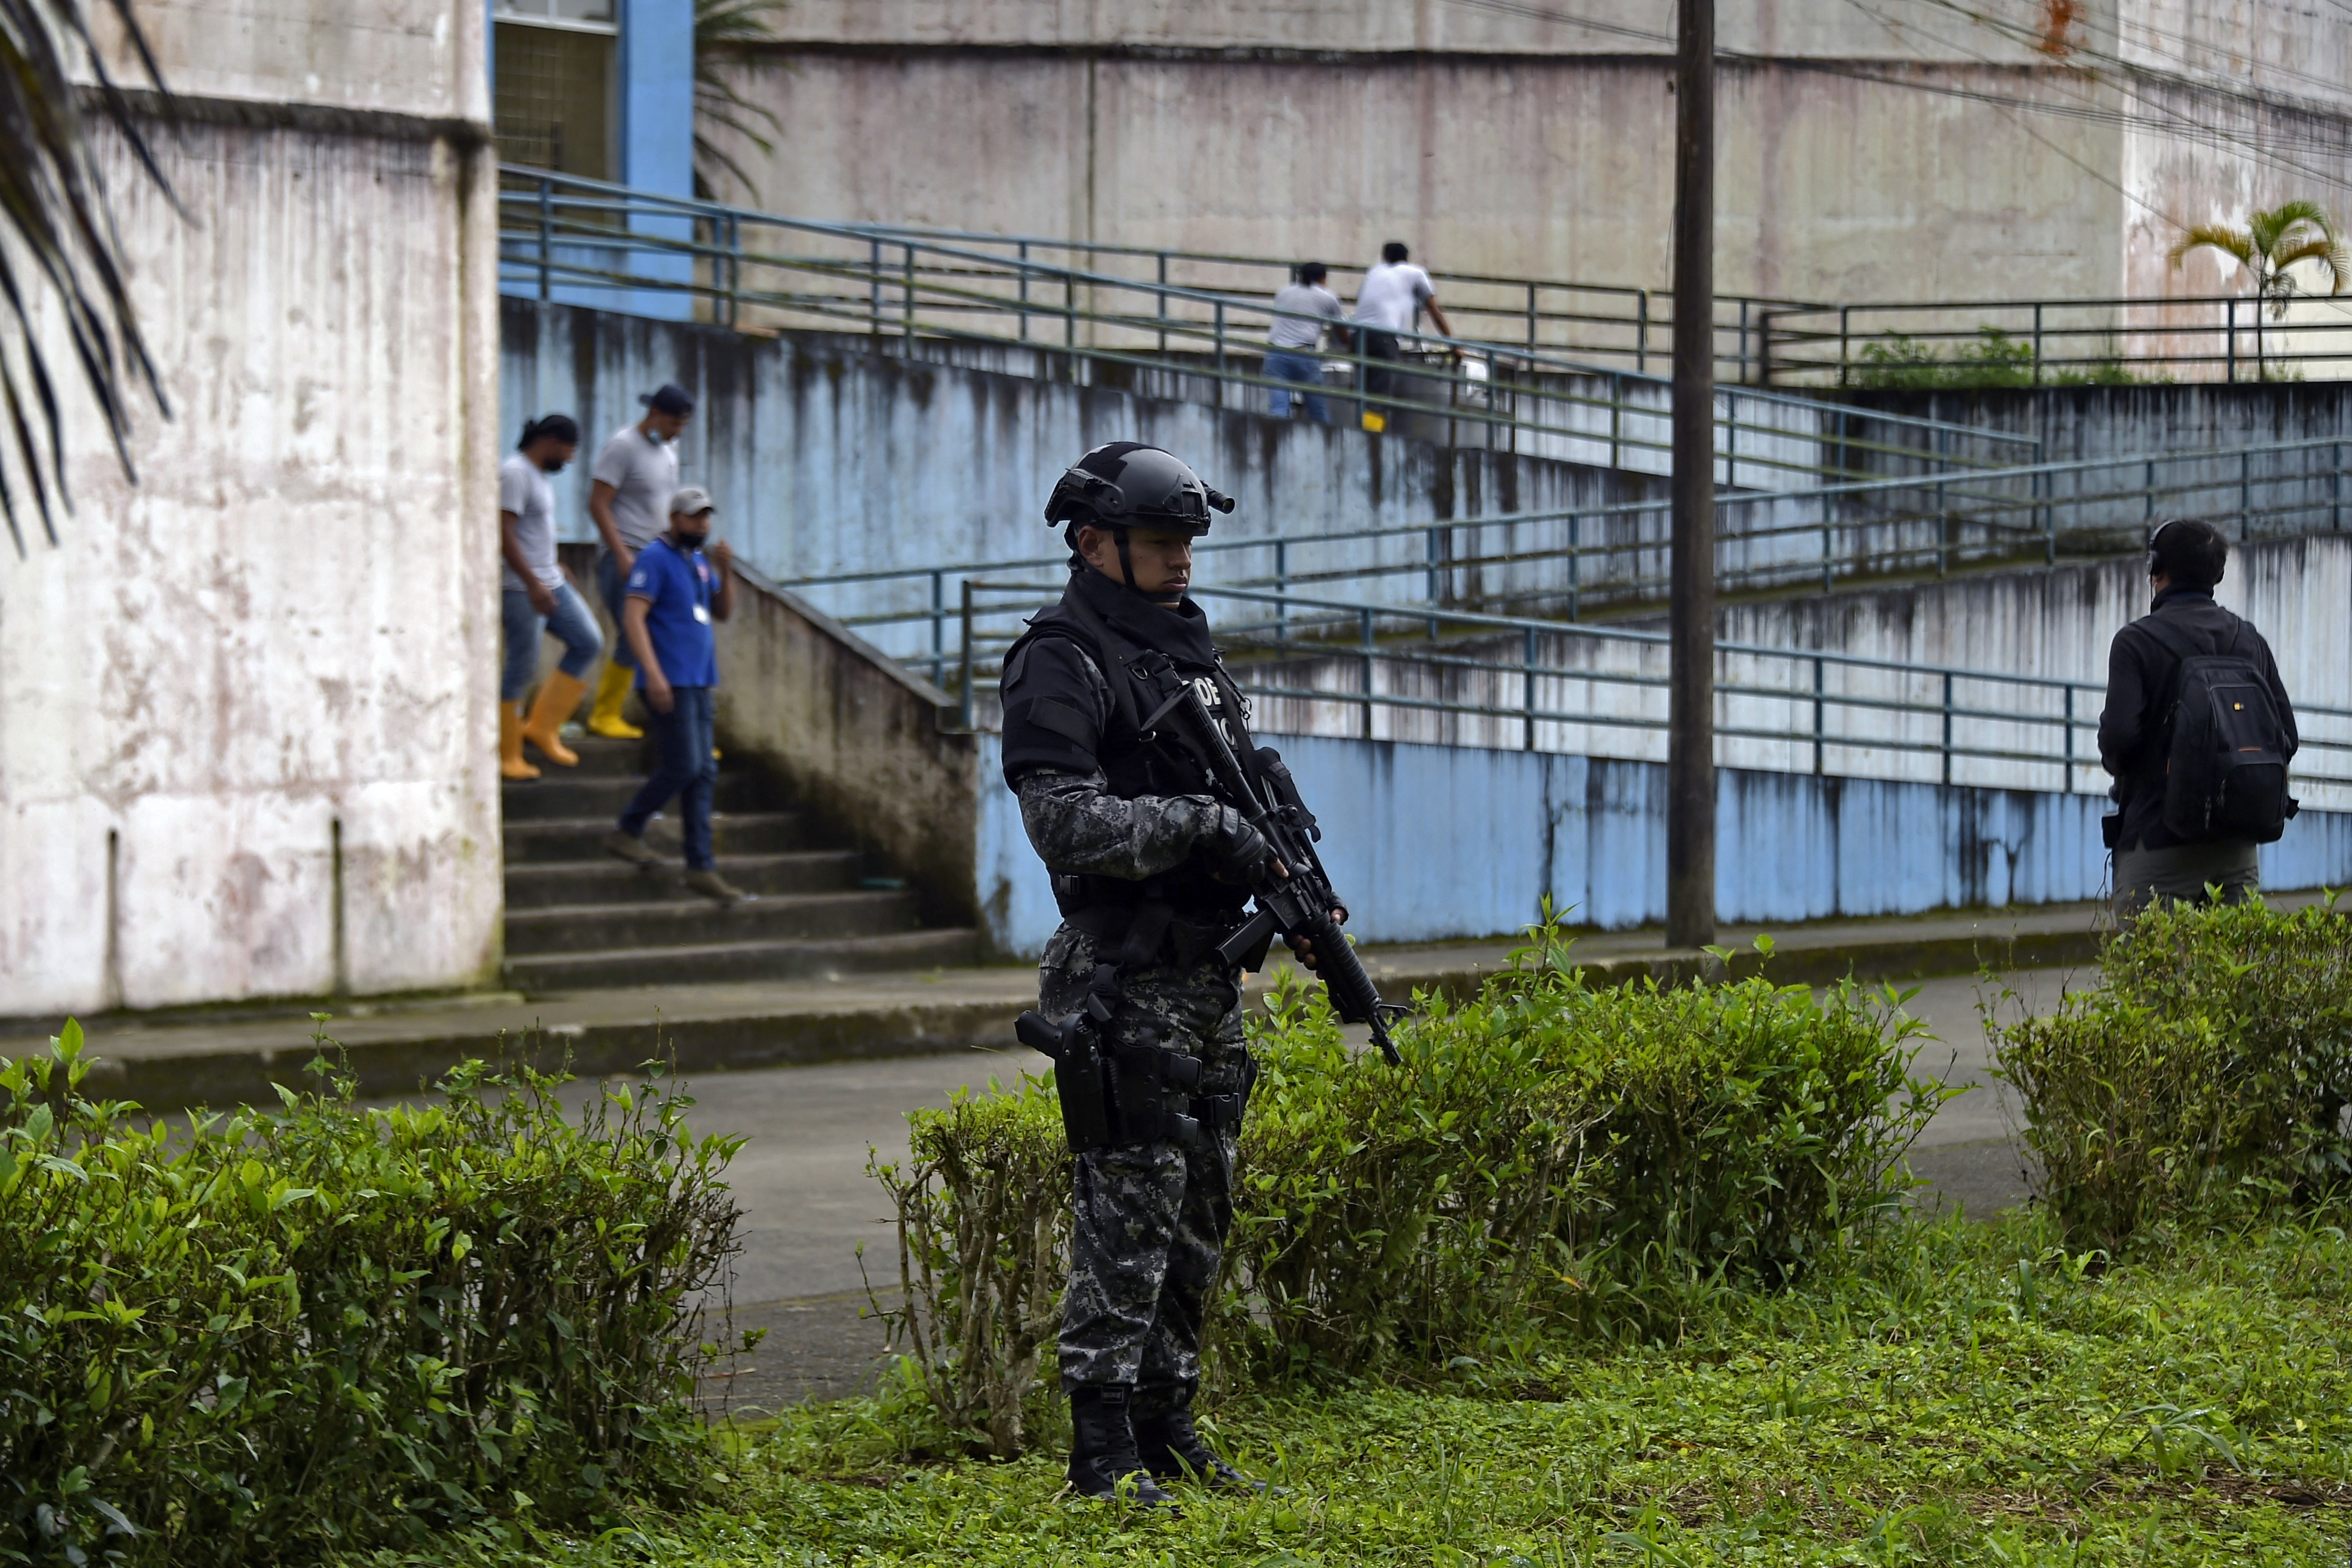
[338,1206,2351,1567]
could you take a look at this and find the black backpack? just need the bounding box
[2138,614,2297,844]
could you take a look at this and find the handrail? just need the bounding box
[491,164,1817,383]
[494,165,2033,486]
[939,581,2352,801]
[782,431,2352,675]
[1765,294,2352,386]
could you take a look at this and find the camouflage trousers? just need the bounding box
[1041,920,1251,1409]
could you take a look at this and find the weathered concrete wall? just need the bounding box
[94,0,484,119]
[711,567,982,931]
[973,730,2352,955]
[1246,533,2352,811]
[692,2,2352,316]
[2,8,500,1018]
[499,299,1669,656]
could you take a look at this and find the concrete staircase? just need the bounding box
[499,735,977,994]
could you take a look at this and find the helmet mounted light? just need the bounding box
[1044,442,1234,540]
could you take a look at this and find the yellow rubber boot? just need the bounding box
[521,670,587,766]
[499,702,541,781]
[588,660,643,739]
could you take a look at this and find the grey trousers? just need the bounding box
[2113,838,2261,920]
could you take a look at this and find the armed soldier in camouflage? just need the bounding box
[1001,442,1332,1506]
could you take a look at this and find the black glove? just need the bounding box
[1207,807,1274,885]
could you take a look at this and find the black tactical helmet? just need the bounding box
[1044,441,1235,538]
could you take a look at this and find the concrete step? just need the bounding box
[504,889,923,956]
[502,927,980,992]
[499,771,769,822]
[544,733,655,776]
[503,811,807,863]
[504,851,866,908]
[28,898,2170,1114]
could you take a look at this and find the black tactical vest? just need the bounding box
[1000,569,1258,921]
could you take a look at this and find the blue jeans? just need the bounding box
[1265,349,1330,423]
[619,685,717,869]
[595,550,635,669]
[500,581,604,701]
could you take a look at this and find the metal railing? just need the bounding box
[941,583,2352,810]
[495,167,2028,488]
[1765,294,2352,387]
[786,433,2352,679]
[498,166,1815,384]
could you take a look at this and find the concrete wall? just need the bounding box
[499,299,1669,655]
[973,730,2352,955]
[1247,532,2352,812]
[712,568,982,930]
[2,5,501,1018]
[697,2,2352,310]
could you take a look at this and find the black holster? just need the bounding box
[1016,962,1256,1155]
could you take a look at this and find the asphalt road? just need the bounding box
[657,962,2098,1413]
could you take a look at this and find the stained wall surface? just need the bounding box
[975,730,2352,954]
[1,7,500,1017]
[693,1,2352,311]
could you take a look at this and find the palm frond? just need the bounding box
[0,0,173,556]
[2169,223,2255,272]
[694,0,785,201]
[2251,198,2333,255]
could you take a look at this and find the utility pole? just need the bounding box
[1666,0,1717,950]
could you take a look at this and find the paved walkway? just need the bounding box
[8,899,2120,1110]
[4,901,2141,1414]
[678,961,2095,1415]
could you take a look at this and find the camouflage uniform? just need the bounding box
[1019,770,1253,1404]
[1002,555,1267,1412]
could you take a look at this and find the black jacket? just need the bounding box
[2097,588,2297,850]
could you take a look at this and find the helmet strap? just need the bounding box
[1112,525,1141,593]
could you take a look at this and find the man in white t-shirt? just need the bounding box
[498,413,603,780]
[1349,242,1455,411]
[585,382,694,738]
[1264,261,1348,424]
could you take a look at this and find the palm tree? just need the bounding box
[694,0,787,203]
[2168,199,2350,319]
[0,0,174,556]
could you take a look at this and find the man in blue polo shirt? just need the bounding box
[603,486,743,902]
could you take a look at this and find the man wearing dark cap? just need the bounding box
[604,485,743,902]
[586,383,696,738]
[2098,518,2299,917]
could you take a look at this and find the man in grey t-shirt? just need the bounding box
[586,382,694,738]
[1264,262,1346,424]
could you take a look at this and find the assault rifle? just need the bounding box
[1132,653,1406,1064]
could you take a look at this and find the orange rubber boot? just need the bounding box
[499,702,541,781]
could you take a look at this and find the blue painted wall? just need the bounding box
[972,731,2352,956]
[497,3,696,319]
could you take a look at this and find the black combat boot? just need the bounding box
[1133,1398,1268,1493]
[1066,1384,1177,1507]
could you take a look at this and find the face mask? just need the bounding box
[539,456,569,474]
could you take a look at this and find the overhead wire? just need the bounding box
[1431,0,2352,201]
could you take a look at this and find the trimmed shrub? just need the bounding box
[1993,897,2352,1250]
[0,1023,744,1566]
[867,1077,1067,1460]
[870,926,1938,1454]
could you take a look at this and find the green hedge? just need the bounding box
[1993,897,2352,1249]
[871,926,1939,1455]
[0,1025,745,1566]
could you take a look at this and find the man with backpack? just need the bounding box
[2097,519,2298,916]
